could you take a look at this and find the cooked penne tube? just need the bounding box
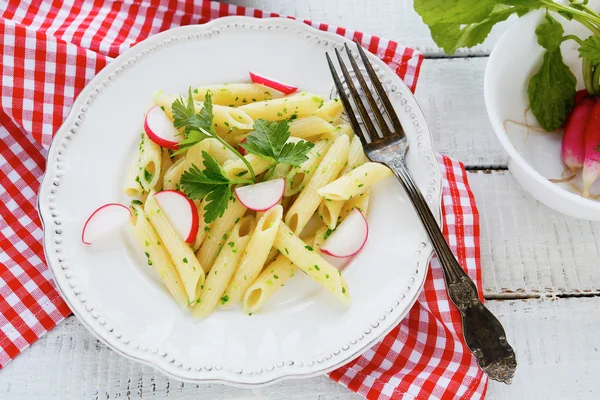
[163,141,211,191]
[340,190,371,219]
[318,162,391,201]
[312,224,331,251]
[238,93,325,121]
[153,92,253,137]
[242,255,296,314]
[314,99,343,124]
[288,115,335,139]
[193,216,256,317]
[130,204,188,309]
[191,201,212,252]
[223,154,273,180]
[206,138,237,164]
[126,131,162,192]
[196,195,247,271]
[284,136,333,197]
[285,134,350,235]
[124,135,145,197]
[273,223,350,304]
[223,205,283,306]
[192,84,282,106]
[144,193,204,302]
[162,157,185,191]
[155,148,174,191]
[336,123,355,140]
[318,135,366,228]
[196,102,254,136]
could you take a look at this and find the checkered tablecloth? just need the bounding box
[0,1,487,399]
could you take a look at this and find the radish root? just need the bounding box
[549,168,577,183]
[550,171,600,199]
[503,119,548,134]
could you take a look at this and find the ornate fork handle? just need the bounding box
[387,156,517,384]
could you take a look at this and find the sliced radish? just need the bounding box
[320,208,368,258]
[82,203,131,245]
[238,137,247,156]
[249,72,297,95]
[154,191,199,243]
[235,178,285,211]
[144,105,181,150]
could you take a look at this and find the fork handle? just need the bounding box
[386,157,517,384]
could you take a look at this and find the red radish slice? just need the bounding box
[235,178,285,211]
[144,105,181,150]
[82,203,131,245]
[238,137,247,156]
[249,72,298,95]
[320,208,368,258]
[154,191,199,243]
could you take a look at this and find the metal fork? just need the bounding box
[326,40,517,384]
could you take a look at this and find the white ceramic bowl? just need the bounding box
[484,8,600,220]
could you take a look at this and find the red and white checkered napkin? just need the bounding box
[0,1,486,398]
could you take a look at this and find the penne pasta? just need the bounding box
[314,99,343,124]
[123,135,145,197]
[340,190,371,219]
[126,131,162,192]
[196,195,247,271]
[192,84,283,106]
[144,193,204,302]
[162,156,186,191]
[288,115,335,139]
[317,162,392,201]
[285,134,350,235]
[130,204,188,309]
[193,216,256,317]
[198,102,254,136]
[223,154,273,180]
[238,93,325,121]
[206,138,237,164]
[155,148,174,191]
[318,135,366,228]
[284,135,335,197]
[163,141,211,191]
[191,201,212,252]
[336,123,355,140]
[273,223,350,304]
[242,255,296,314]
[223,205,283,306]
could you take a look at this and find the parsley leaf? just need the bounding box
[535,13,563,51]
[171,89,214,154]
[579,36,600,65]
[180,151,245,223]
[241,119,314,167]
[528,48,576,131]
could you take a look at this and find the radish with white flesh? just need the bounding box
[144,105,181,150]
[561,97,594,178]
[582,99,600,198]
[82,203,131,245]
[320,208,368,258]
[153,191,199,243]
[235,178,285,211]
[249,72,297,95]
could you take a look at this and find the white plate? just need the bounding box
[39,17,442,386]
[485,4,600,220]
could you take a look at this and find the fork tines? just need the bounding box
[326,39,405,146]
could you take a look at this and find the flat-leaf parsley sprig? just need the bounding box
[180,151,252,223]
[171,88,257,182]
[241,119,315,180]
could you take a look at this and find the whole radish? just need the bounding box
[561,97,594,179]
[575,89,589,106]
[582,98,600,198]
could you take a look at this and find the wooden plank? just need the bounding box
[222,0,512,56]
[468,170,600,297]
[3,298,600,399]
[415,57,508,167]
[486,297,600,399]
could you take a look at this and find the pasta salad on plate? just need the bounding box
[82,74,392,318]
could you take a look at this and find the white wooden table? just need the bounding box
[3,1,600,398]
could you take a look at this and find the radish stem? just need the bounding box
[563,34,583,45]
[593,65,600,95]
[584,59,594,95]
